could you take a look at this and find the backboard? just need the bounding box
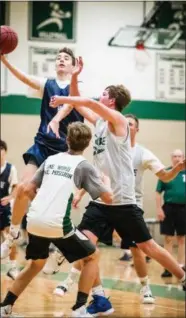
[108,26,183,50]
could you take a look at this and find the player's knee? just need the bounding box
[83,248,100,263]
[137,239,158,256]
[131,246,144,259]
[177,235,185,244]
[164,235,174,244]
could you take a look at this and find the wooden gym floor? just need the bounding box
[1,245,185,317]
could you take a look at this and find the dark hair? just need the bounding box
[67,122,92,152]
[125,113,139,128]
[106,84,131,112]
[0,140,7,151]
[58,47,76,66]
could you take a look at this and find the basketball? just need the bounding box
[0,25,18,54]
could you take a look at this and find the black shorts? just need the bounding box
[0,208,11,231]
[78,202,151,244]
[21,214,27,230]
[160,203,186,236]
[26,229,96,262]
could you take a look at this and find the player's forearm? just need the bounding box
[53,104,73,122]
[78,188,86,198]
[158,166,180,182]
[1,55,40,90]
[70,74,80,96]
[155,192,163,210]
[100,191,113,204]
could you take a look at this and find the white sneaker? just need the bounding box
[71,305,93,317]
[53,277,75,297]
[42,250,65,275]
[140,285,155,304]
[1,304,12,317]
[7,267,20,280]
[0,304,23,318]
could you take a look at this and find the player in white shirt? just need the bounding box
[48,57,186,315]
[0,48,85,265]
[120,114,166,303]
[0,140,19,280]
[0,122,113,318]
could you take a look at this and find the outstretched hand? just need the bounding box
[47,119,60,139]
[72,56,84,76]
[176,159,186,172]
[49,95,62,108]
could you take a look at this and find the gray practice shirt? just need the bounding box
[32,160,109,200]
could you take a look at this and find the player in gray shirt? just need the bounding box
[0,122,113,318]
[49,57,186,316]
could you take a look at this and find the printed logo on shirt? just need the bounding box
[182,174,186,182]
[93,136,106,155]
[45,164,73,179]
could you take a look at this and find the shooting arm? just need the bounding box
[51,95,125,127]
[1,55,41,90]
[70,75,99,125]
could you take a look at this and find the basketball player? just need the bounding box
[53,114,185,305]
[0,140,20,280]
[49,57,186,316]
[0,122,113,318]
[0,48,84,261]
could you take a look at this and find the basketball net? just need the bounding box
[134,41,151,72]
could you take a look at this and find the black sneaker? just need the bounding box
[161,269,172,278]
[119,253,132,261]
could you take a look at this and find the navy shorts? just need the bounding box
[0,208,11,231]
[23,143,60,167]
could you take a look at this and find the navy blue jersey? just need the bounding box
[0,163,11,211]
[35,79,84,152]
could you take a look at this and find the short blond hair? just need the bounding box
[67,122,92,151]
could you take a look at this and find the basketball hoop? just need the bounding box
[134,40,151,71]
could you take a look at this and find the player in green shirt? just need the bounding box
[156,149,186,278]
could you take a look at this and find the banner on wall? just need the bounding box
[29,1,76,42]
[29,47,75,78]
[156,53,185,102]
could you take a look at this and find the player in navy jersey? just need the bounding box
[0,48,84,258]
[0,140,19,279]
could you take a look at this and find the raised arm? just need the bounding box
[50,95,126,132]
[69,57,99,125]
[1,55,42,90]
[156,160,186,182]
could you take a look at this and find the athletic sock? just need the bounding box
[92,284,105,297]
[1,291,18,306]
[72,291,88,310]
[64,267,81,284]
[140,276,149,286]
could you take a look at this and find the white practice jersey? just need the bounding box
[27,153,85,238]
[131,143,165,209]
[93,119,136,205]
